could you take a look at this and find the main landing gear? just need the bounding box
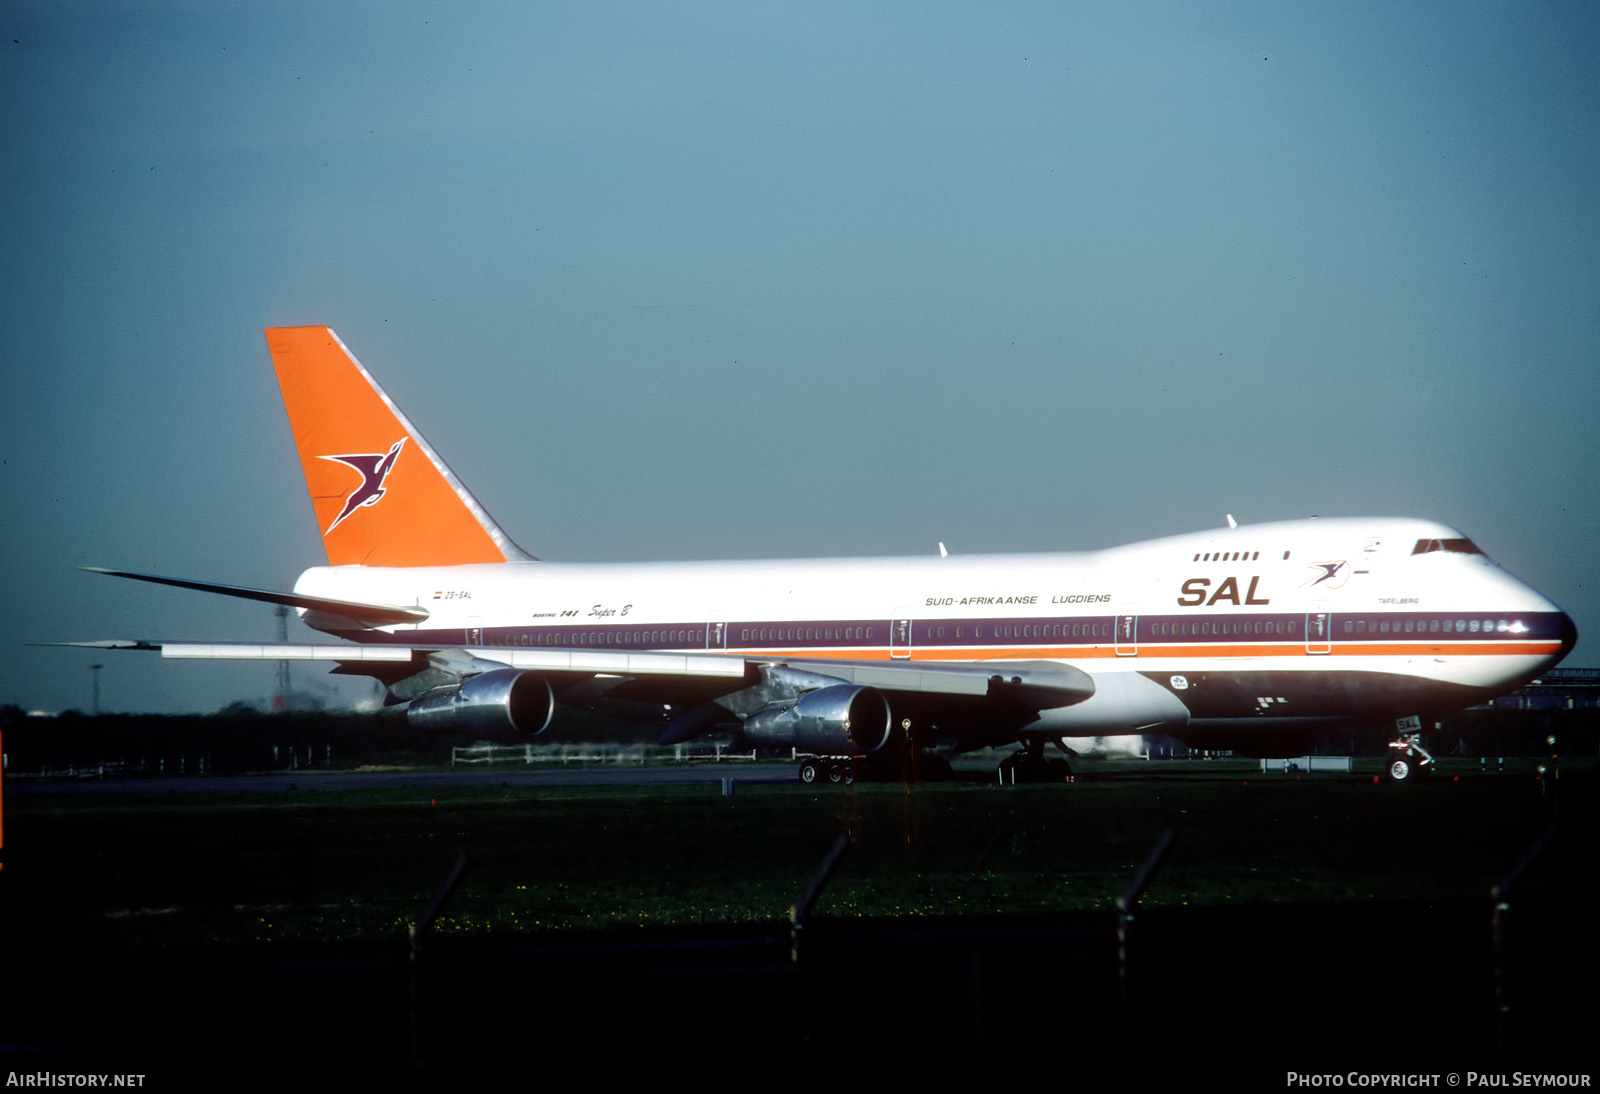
[797,757,855,785]
[1386,729,1435,782]
[795,751,954,785]
[996,739,1073,784]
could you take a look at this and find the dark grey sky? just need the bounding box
[4,2,1596,713]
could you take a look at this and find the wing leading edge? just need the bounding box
[59,639,1088,697]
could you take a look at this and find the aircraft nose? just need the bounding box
[1559,612,1578,662]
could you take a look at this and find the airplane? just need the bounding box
[66,326,1577,784]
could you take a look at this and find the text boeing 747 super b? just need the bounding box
[69,327,1576,782]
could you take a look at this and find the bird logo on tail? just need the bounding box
[320,439,406,534]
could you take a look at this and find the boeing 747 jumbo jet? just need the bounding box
[70,327,1576,783]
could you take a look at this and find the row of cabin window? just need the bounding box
[489,630,705,647]
[482,617,1525,648]
[927,621,1289,641]
[740,627,874,643]
[1343,618,1525,636]
[1148,620,1298,637]
[925,623,1114,640]
[1194,550,1264,562]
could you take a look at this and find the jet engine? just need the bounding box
[406,668,556,740]
[741,684,893,754]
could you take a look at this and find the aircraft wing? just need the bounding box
[769,656,1093,704]
[55,638,1175,754]
[51,640,419,662]
[51,640,1089,702]
[450,648,1092,703]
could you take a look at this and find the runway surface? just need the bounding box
[4,762,805,794]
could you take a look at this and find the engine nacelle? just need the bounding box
[742,684,893,754]
[406,669,555,740]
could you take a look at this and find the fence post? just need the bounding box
[1117,828,1176,1003]
[790,833,853,966]
[1491,823,1557,1052]
[410,851,471,1068]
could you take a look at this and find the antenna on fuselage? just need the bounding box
[1225,514,1237,529]
[938,542,949,557]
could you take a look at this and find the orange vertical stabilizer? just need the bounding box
[264,326,533,568]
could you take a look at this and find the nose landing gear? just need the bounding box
[1387,726,1434,782]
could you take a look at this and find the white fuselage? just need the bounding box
[293,516,1573,731]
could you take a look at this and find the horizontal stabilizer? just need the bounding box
[85,567,429,626]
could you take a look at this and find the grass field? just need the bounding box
[2,758,1590,951]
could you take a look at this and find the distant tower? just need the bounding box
[89,663,103,716]
[273,604,291,711]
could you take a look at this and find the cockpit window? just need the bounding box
[1411,538,1484,556]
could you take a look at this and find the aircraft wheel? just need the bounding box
[798,759,822,785]
[827,763,844,784]
[1047,757,1073,781]
[1387,754,1425,782]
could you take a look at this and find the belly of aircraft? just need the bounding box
[1130,667,1494,720]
